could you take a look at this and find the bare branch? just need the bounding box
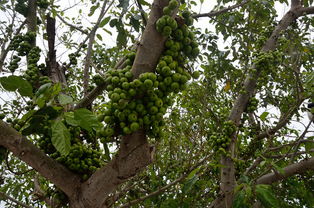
[83,0,111,95]
[0,191,34,208]
[256,157,314,184]
[192,0,250,19]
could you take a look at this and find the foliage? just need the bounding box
[0,0,314,207]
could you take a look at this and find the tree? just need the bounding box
[0,0,314,207]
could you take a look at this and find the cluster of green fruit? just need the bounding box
[68,53,79,66]
[252,50,283,71]
[246,97,259,113]
[9,32,35,56]
[8,55,21,73]
[97,65,168,140]
[38,126,103,180]
[209,121,236,154]
[24,46,51,86]
[55,144,103,180]
[156,8,199,59]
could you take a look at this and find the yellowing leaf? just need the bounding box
[224,81,231,91]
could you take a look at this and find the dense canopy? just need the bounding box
[0,0,314,207]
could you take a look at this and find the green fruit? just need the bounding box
[174,29,183,40]
[130,122,140,132]
[102,127,114,137]
[191,47,200,58]
[143,79,153,89]
[123,127,132,134]
[164,77,172,86]
[169,0,179,10]
[163,55,173,64]
[147,73,157,81]
[150,106,158,114]
[128,88,136,97]
[111,76,119,84]
[128,113,138,122]
[104,116,113,123]
[162,26,172,37]
[122,82,130,90]
[182,10,191,19]
[124,71,133,79]
[162,66,171,76]
[192,71,200,79]
[110,93,120,102]
[163,6,171,15]
[133,79,142,88]
[136,104,145,113]
[155,99,163,107]
[158,60,167,68]
[170,82,180,92]
[165,39,174,48]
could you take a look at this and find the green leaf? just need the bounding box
[58,94,73,105]
[232,189,250,208]
[138,0,150,6]
[186,166,201,180]
[88,3,99,16]
[64,112,78,126]
[74,108,102,131]
[117,0,129,11]
[51,119,71,156]
[130,15,140,32]
[305,137,314,156]
[255,184,280,208]
[0,76,33,97]
[183,175,198,193]
[96,34,102,41]
[99,16,111,27]
[117,29,127,47]
[260,112,269,121]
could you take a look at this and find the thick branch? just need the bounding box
[192,0,250,19]
[27,0,37,46]
[0,121,82,198]
[256,157,314,184]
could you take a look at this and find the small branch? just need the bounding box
[256,157,314,184]
[83,0,110,95]
[118,175,185,208]
[135,0,148,26]
[0,191,34,208]
[55,13,88,34]
[192,0,250,19]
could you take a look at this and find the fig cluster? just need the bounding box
[209,121,236,154]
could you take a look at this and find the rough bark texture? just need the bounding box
[256,157,314,185]
[0,121,81,198]
[27,0,37,46]
[46,16,66,85]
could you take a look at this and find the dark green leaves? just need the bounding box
[0,76,33,97]
[255,184,280,208]
[232,189,250,208]
[58,93,73,106]
[73,108,102,132]
[99,16,111,27]
[51,120,71,156]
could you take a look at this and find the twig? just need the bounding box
[0,191,34,208]
[192,0,250,19]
